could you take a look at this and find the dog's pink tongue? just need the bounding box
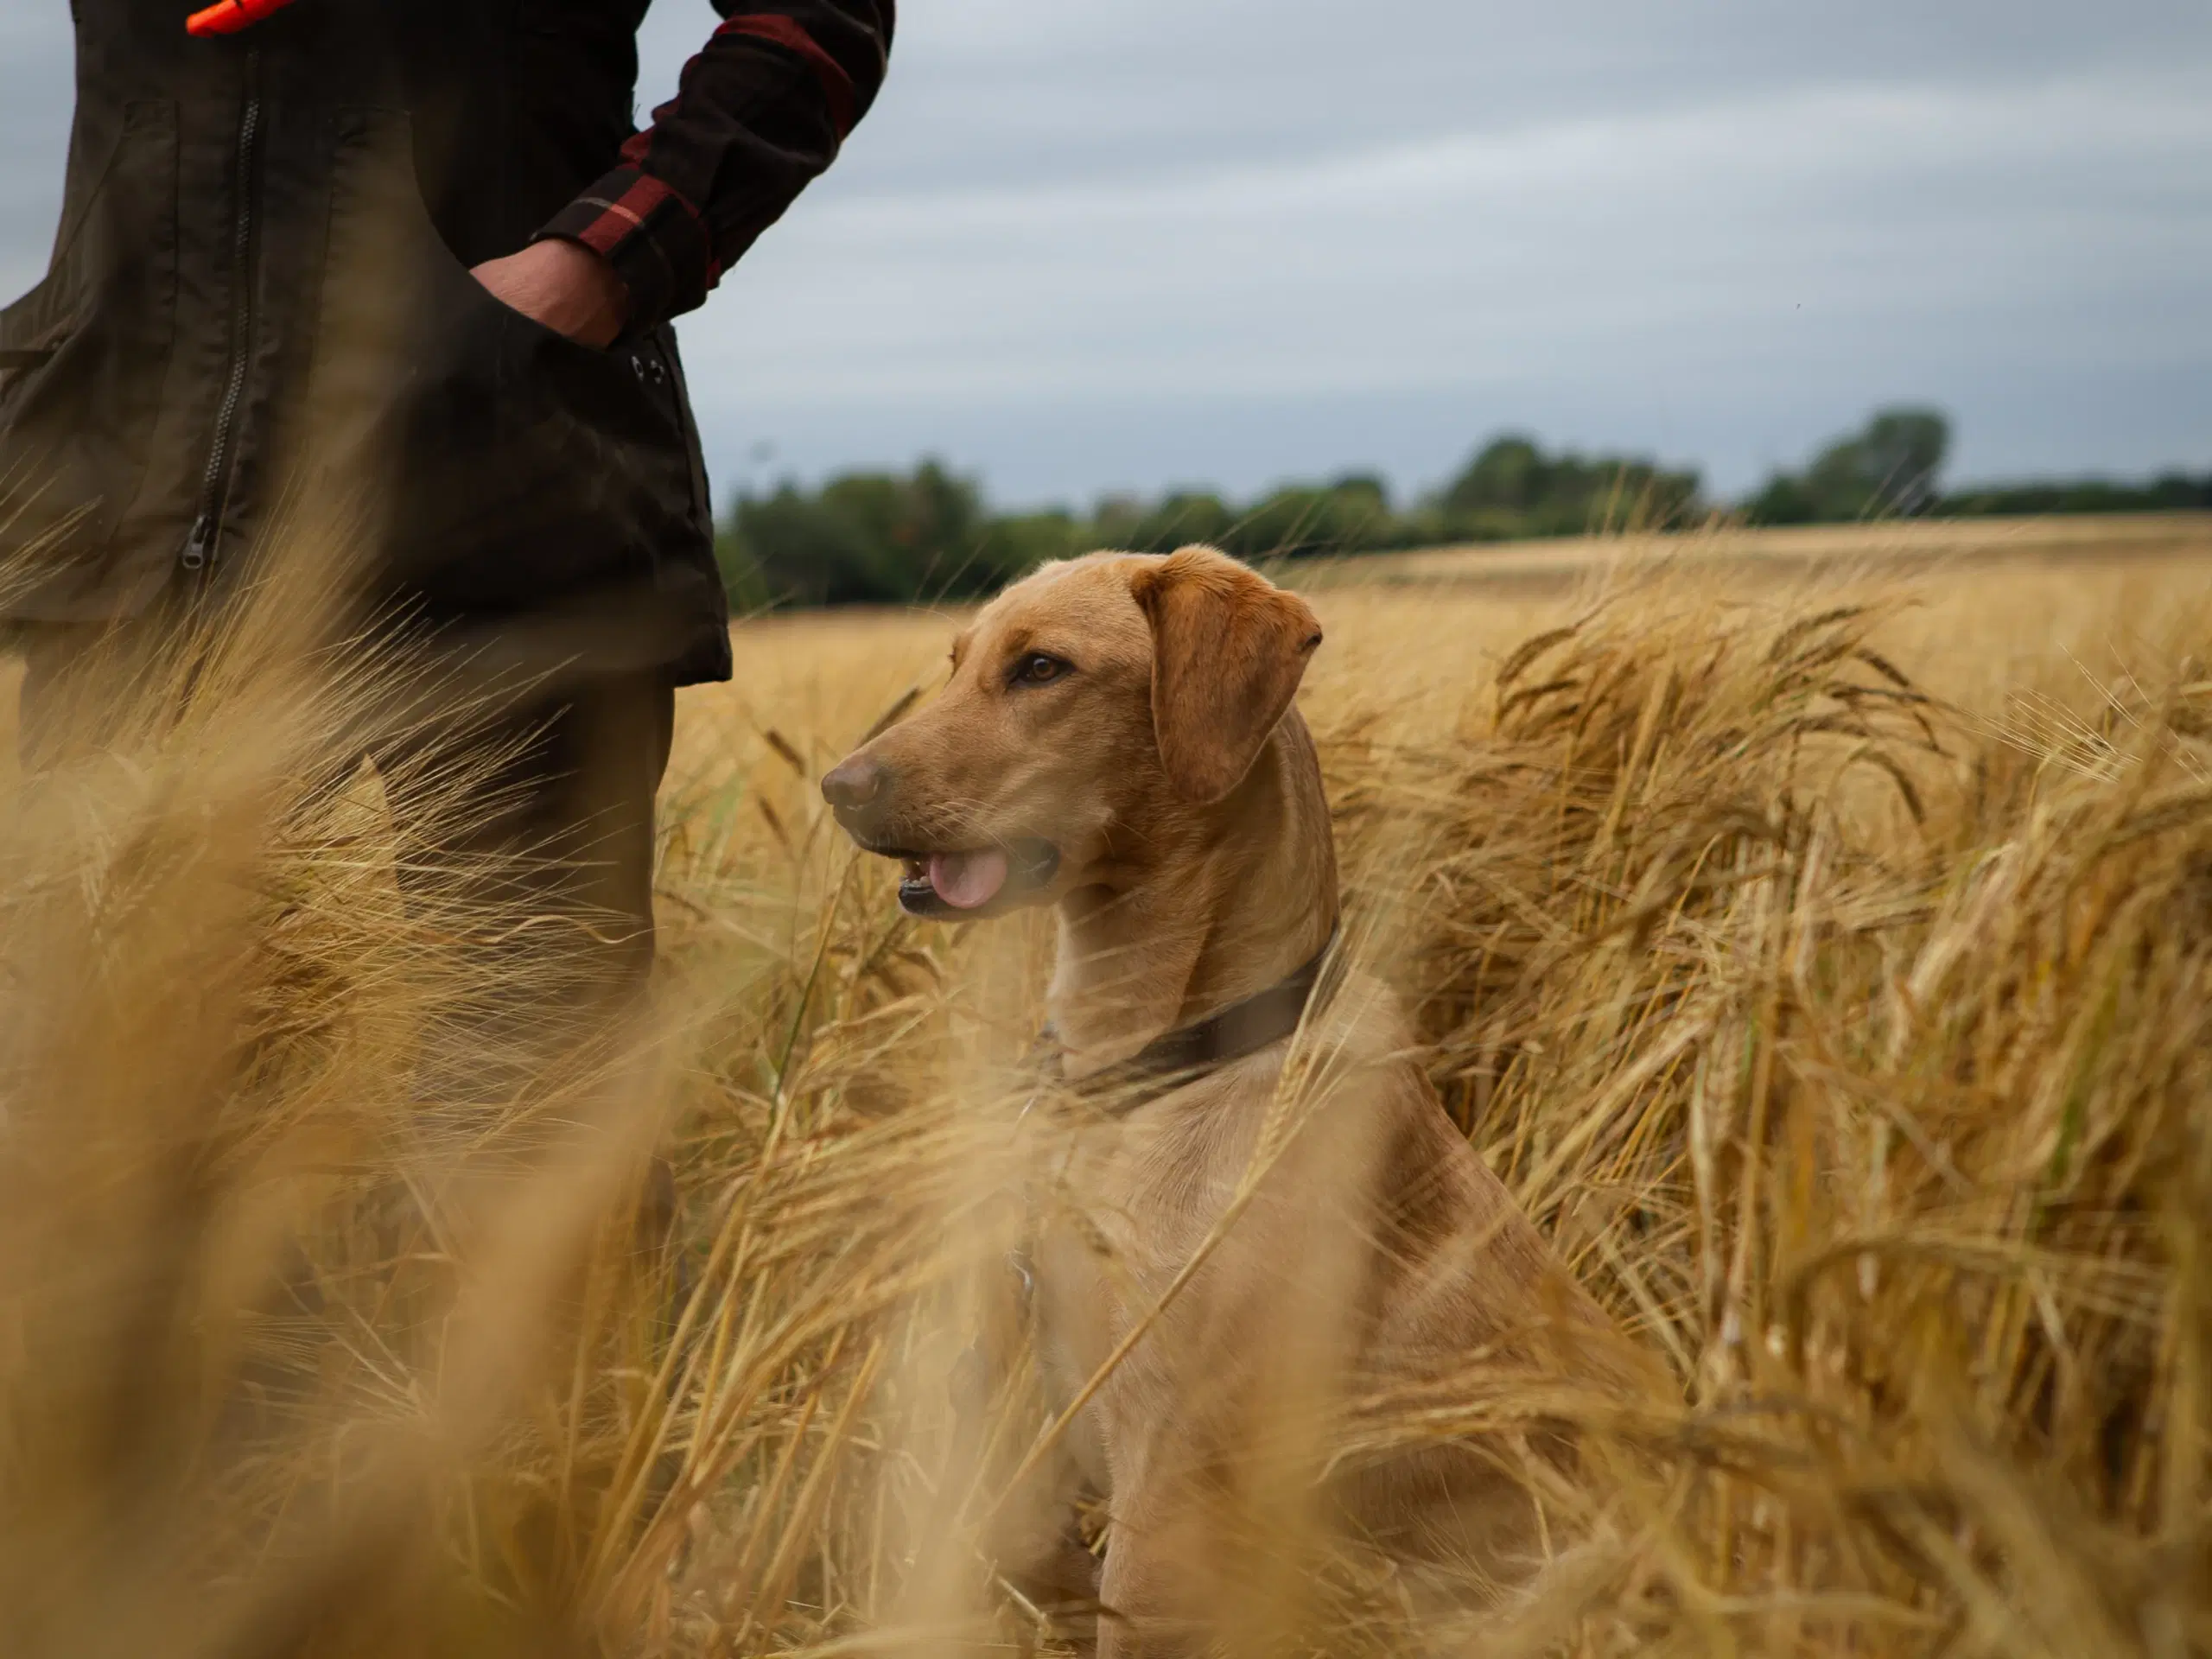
[930,849,1009,910]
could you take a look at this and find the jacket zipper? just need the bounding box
[182,47,263,575]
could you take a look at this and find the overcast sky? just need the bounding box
[5,2,2209,507]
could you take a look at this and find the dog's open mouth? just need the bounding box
[884,838,1060,918]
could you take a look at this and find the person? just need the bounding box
[0,0,895,1057]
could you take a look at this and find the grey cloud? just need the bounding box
[637,0,2212,499]
[3,0,2207,509]
[677,0,2212,195]
[667,63,2212,493]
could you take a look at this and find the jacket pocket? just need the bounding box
[310,106,708,646]
[0,101,181,575]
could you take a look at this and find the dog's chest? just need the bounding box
[1030,1077,1387,1490]
[1025,1096,1252,1438]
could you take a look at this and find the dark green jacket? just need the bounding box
[0,0,893,683]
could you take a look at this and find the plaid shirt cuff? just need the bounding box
[535,164,721,335]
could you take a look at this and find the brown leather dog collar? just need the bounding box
[1033,924,1340,1116]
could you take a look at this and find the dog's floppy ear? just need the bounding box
[1128,546,1325,803]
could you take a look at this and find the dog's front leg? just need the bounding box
[989,1436,1103,1645]
[1095,1501,1215,1659]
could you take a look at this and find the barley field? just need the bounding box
[3,518,2212,1657]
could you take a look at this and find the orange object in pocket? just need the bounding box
[186,0,298,36]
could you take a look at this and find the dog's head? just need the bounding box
[820,545,1325,920]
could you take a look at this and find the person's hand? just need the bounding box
[469,239,631,349]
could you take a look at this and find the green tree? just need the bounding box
[972,510,1086,583]
[1747,406,1951,524]
[1943,471,2212,517]
[1438,435,1700,540]
[1228,474,1399,559]
[719,459,992,608]
[1855,409,1950,515]
[1119,492,1240,554]
[1443,435,1549,518]
[720,482,889,608]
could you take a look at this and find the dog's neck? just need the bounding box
[1049,710,1339,1078]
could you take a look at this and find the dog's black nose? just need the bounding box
[821,754,887,811]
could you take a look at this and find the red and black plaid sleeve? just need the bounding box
[536,0,894,336]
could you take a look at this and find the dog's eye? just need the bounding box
[1009,652,1070,687]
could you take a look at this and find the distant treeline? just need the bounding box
[716,407,2212,609]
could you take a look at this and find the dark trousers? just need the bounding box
[16,617,676,1095]
[14,614,690,1603]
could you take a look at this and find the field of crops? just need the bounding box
[3,518,2211,1656]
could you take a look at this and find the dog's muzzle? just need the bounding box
[893,837,1060,918]
[820,758,1061,918]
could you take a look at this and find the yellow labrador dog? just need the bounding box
[823,546,1653,1650]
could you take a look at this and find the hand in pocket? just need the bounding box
[469,239,632,349]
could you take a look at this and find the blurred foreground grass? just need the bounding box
[3,530,2210,1656]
